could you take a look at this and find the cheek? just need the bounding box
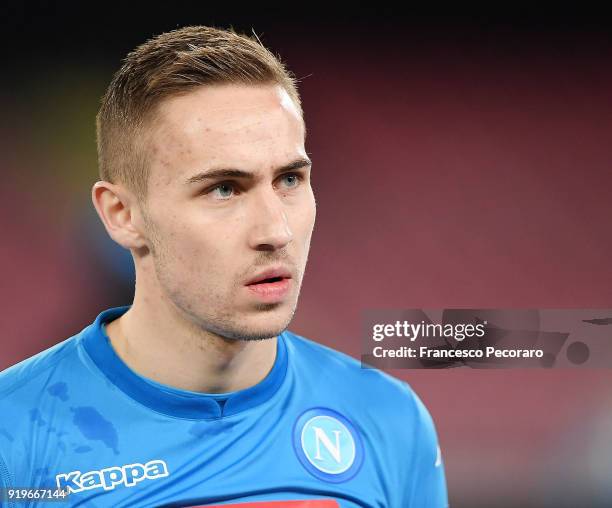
[160,215,243,275]
[292,194,316,245]
[303,190,317,227]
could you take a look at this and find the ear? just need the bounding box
[91,181,148,250]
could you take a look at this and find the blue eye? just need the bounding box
[279,173,301,189]
[211,183,234,199]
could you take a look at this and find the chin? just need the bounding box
[226,305,296,341]
[245,319,293,341]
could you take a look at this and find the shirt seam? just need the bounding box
[404,382,425,507]
[0,341,79,399]
[0,450,14,508]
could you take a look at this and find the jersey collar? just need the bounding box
[81,306,288,419]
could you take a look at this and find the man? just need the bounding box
[0,26,448,507]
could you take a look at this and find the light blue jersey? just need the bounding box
[0,307,448,507]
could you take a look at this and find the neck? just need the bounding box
[104,274,277,394]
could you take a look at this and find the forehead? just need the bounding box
[147,83,305,184]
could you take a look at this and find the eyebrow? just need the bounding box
[185,157,312,185]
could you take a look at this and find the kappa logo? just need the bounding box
[292,408,364,483]
[56,459,169,493]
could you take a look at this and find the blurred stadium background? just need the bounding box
[1,4,611,507]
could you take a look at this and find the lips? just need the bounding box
[245,267,293,302]
[245,268,292,286]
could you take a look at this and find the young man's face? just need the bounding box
[139,83,315,340]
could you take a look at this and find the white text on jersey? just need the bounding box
[55,459,169,493]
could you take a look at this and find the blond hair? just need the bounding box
[96,25,302,201]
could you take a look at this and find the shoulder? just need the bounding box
[284,332,447,506]
[0,333,87,488]
[283,330,442,473]
[0,333,82,402]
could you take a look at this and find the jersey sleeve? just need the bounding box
[403,385,449,508]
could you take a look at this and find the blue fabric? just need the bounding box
[0,306,448,507]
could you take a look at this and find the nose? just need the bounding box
[247,188,293,251]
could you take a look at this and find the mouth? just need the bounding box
[245,268,293,302]
[245,268,292,286]
[248,275,285,285]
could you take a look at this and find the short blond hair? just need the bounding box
[96,25,302,201]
